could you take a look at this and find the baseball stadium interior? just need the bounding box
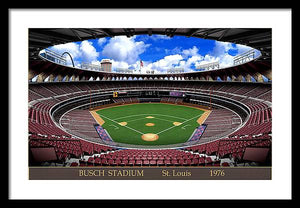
[28,28,272,167]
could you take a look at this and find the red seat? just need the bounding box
[150,160,157,166]
[184,159,192,166]
[115,159,122,166]
[164,159,171,166]
[171,159,179,166]
[108,159,114,166]
[178,159,185,166]
[121,159,129,166]
[93,157,100,165]
[199,157,205,164]
[100,158,108,166]
[158,156,164,160]
[87,157,94,164]
[157,160,164,166]
[222,162,230,167]
[136,160,142,165]
[143,160,150,166]
[128,159,135,166]
[70,162,78,166]
[205,157,213,164]
[191,158,199,166]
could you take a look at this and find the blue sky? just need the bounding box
[49,34,259,73]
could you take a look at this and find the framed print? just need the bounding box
[9,9,292,200]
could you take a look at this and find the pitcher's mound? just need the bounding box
[141,133,159,141]
[145,123,155,126]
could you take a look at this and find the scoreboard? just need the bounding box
[113,91,118,97]
[169,91,186,97]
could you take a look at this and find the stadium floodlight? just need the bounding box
[81,62,102,71]
[167,68,184,73]
[196,61,220,71]
[233,49,256,66]
[116,68,133,74]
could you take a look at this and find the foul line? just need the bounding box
[99,114,145,135]
[156,114,203,135]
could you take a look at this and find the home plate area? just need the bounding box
[98,113,203,145]
[141,133,159,141]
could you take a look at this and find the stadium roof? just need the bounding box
[29,28,271,62]
[28,28,271,83]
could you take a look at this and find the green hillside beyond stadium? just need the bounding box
[94,103,206,146]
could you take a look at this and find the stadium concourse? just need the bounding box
[28,28,272,167]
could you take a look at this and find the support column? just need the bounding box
[56,74,63,82]
[235,75,244,82]
[70,74,76,81]
[245,74,252,82]
[253,72,264,82]
[199,76,205,81]
[36,73,48,82]
[48,74,55,82]
[206,75,214,81]
[28,69,37,81]
[64,75,70,82]
[261,69,272,81]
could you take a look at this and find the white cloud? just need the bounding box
[208,41,260,68]
[79,40,99,63]
[102,36,150,65]
[48,37,260,73]
[97,37,107,46]
[149,34,171,41]
[197,54,219,67]
[164,46,204,72]
[165,46,182,55]
[50,42,81,60]
[220,54,234,68]
[49,40,100,65]
[91,60,101,66]
[211,41,234,57]
[182,46,199,58]
[201,41,235,68]
[186,54,203,67]
[151,54,183,71]
[137,46,205,73]
[111,60,130,70]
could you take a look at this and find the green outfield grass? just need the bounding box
[96,103,204,145]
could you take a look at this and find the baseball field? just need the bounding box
[91,103,209,146]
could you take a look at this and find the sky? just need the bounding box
[48,34,260,74]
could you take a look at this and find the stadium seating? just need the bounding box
[74,149,216,167]
[29,80,271,166]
